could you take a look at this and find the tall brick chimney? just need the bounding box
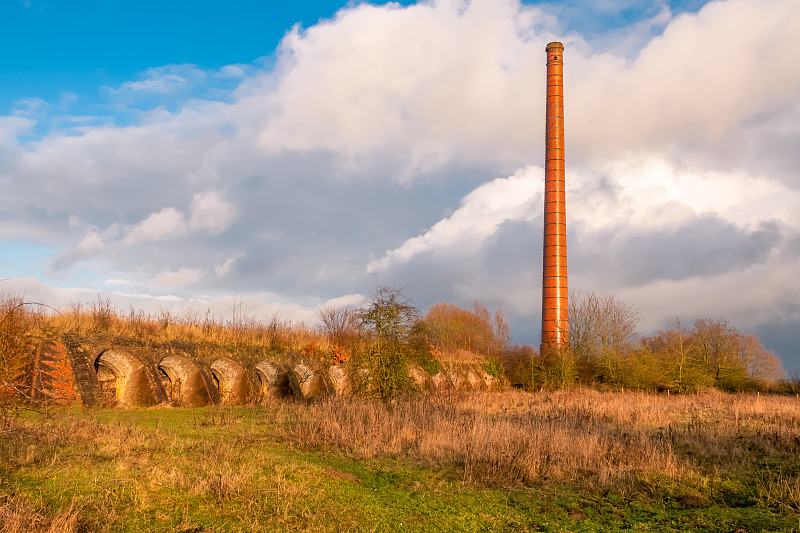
[541,41,568,351]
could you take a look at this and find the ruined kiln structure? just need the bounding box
[7,338,501,408]
[541,41,569,352]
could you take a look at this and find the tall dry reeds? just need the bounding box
[277,389,800,496]
[279,390,683,487]
[2,390,799,530]
[0,291,329,357]
[0,495,82,533]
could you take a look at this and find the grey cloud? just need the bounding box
[61,146,488,302]
[572,216,783,285]
[754,319,800,373]
[373,217,544,331]
[783,232,800,260]
[673,103,800,188]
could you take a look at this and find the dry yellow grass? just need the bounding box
[0,408,330,532]
[1,292,330,362]
[278,389,800,497]
[2,389,800,530]
[0,496,81,533]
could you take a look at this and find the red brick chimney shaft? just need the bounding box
[541,41,568,349]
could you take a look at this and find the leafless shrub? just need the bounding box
[90,295,114,332]
[317,303,360,348]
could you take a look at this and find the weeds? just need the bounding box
[2,391,799,531]
[0,291,330,373]
[278,390,797,489]
[0,495,82,533]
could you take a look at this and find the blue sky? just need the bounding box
[1,1,419,119]
[2,0,800,371]
[1,0,705,118]
[1,1,370,105]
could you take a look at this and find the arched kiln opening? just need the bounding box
[93,350,157,408]
[210,358,249,405]
[288,363,331,400]
[158,355,212,407]
[95,358,118,405]
[158,367,174,402]
[255,361,292,401]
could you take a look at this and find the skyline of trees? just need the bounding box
[517,290,786,391]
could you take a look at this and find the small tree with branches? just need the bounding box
[351,286,425,402]
[568,290,640,386]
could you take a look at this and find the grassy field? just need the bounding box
[2,389,800,532]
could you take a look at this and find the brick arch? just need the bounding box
[94,350,158,408]
[254,361,292,401]
[210,358,250,405]
[288,363,331,400]
[158,355,213,407]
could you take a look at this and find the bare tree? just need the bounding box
[568,291,640,384]
[642,319,708,391]
[493,308,511,353]
[735,332,785,382]
[228,295,255,331]
[786,370,800,394]
[693,318,745,388]
[423,301,507,358]
[318,303,360,349]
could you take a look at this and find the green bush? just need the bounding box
[481,356,503,378]
[350,286,422,402]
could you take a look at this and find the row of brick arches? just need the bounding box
[93,350,310,408]
[8,340,502,409]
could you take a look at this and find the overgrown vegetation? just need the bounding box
[1,286,793,408]
[1,292,323,358]
[2,390,799,531]
[2,289,799,530]
[0,291,327,407]
[350,286,429,401]
[423,301,510,360]
[504,291,787,393]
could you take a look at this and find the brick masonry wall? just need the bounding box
[10,334,506,408]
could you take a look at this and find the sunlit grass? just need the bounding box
[2,390,799,532]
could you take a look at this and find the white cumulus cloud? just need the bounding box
[368,165,542,272]
[152,267,203,287]
[123,207,188,245]
[189,190,239,234]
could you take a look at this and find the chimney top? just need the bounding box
[545,42,564,52]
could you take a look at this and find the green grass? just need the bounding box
[3,402,799,533]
